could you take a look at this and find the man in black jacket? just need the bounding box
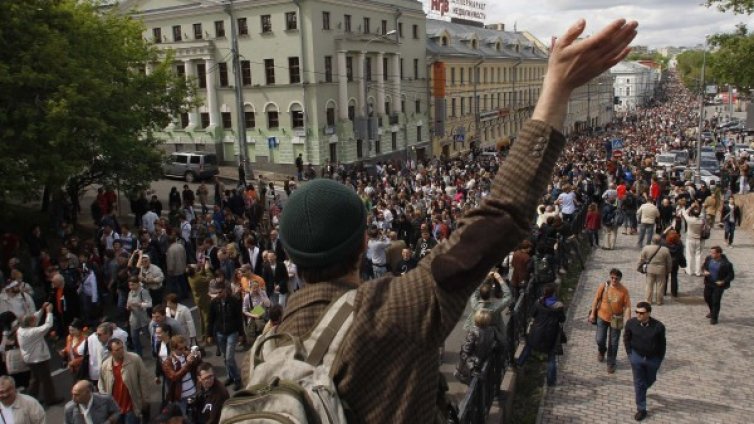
[262,251,289,306]
[623,301,666,422]
[702,245,735,325]
[206,281,243,390]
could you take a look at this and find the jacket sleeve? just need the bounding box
[623,320,633,356]
[182,306,197,338]
[657,322,666,361]
[104,394,121,423]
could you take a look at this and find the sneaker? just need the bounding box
[607,364,616,374]
[634,410,647,421]
[598,352,605,363]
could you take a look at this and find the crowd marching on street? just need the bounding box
[0,21,751,423]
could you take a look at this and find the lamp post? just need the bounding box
[225,0,253,179]
[696,35,709,185]
[362,30,397,158]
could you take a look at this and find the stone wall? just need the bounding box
[738,193,754,231]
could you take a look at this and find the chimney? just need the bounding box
[484,23,505,31]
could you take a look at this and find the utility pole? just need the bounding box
[226,0,253,179]
[696,36,708,185]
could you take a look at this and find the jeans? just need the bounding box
[585,229,599,247]
[517,345,558,386]
[118,411,141,424]
[372,264,388,278]
[629,350,663,412]
[216,331,241,384]
[272,293,287,308]
[130,326,146,357]
[166,275,188,300]
[704,285,726,321]
[596,318,621,367]
[739,175,749,194]
[637,223,654,248]
[624,211,637,231]
[724,220,736,245]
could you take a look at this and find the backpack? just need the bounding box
[614,209,625,226]
[220,290,356,424]
[602,206,616,227]
[533,256,555,284]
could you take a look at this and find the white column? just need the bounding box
[337,50,349,120]
[357,51,366,117]
[375,52,385,115]
[183,60,199,130]
[392,53,402,113]
[205,58,219,128]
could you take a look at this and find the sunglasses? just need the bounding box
[635,310,648,315]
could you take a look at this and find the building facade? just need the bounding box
[426,20,549,158]
[120,0,428,170]
[563,71,615,136]
[611,61,659,113]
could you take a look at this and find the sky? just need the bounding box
[446,0,754,49]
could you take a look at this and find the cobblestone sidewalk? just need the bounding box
[538,225,754,424]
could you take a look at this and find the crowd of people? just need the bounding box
[0,24,749,423]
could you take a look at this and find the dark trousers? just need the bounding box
[629,350,662,412]
[148,287,164,313]
[704,284,726,321]
[724,221,736,245]
[667,264,679,297]
[28,360,56,404]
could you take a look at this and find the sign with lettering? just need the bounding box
[424,0,486,24]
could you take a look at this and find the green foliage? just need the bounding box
[675,50,712,92]
[706,0,754,14]
[709,24,754,91]
[0,0,196,201]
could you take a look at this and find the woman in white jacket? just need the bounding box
[165,293,197,345]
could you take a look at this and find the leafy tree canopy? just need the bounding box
[0,0,196,202]
[706,0,754,14]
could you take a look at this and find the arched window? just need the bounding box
[265,103,279,129]
[290,103,304,128]
[471,39,478,49]
[325,100,336,127]
[441,36,448,46]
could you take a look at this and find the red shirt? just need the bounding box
[650,182,660,201]
[112,361,133,414]
[585,211,601,230]
[617,184,627,200]
[55,287,64,314]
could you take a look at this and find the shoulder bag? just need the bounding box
[637,245,662,274]
[588,282,609,325]
[75,339,90,381]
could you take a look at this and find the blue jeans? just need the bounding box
[130,326,146,357]
[637,223,654,247]
[629,350,663,412]
[724,220,736,245]
[517,345,558,386]
[216,331,241,384]
[119,411,140,424]
[596,318,621,367]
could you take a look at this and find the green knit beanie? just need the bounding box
[279,179,366,268]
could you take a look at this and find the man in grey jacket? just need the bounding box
[636,200,660,248]
[64,380,119,424]
[639,235,672,305]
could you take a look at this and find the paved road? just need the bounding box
[538,207,754,424]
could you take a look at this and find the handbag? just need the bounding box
[75,339,90,381]
[5,347,29,374]
[588,282,609,325]
[610,315,624,330]
[637,245,662,274]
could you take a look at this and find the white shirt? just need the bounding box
[78,396,94,424]
[247,247,260,270]
[0,402,15,424]
[180,221,191,243]
[80,270,98,303]
[142,211,159,233]
[557,192,577,215]
[16,310,53,364]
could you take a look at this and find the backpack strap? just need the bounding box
[305,290,357,368]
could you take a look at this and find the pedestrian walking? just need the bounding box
[636,200,659,248]
[702,246,735,325]
[517,283,566,386]
[16,302,62,406]
[64,380,120,424]
[681,202,705,276]
[0,375,46,424]
[638,235,672,305]
[98,338,150,424]
[623,301,666,421]
[721,196,741,247]
[588,268,631,374]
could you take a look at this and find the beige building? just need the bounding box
[563,71,615,135]
[118,0,429,170]
[426,20,549,158]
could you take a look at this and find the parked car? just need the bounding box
[163,151,219,182]
[670,150,690,165]
[655,153,678,168]
[700,159,720,176]
[699,169,720,188]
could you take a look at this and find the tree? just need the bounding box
[0,0,195,207]
[674,50,710,92]
[708,24,754,92]
[706,0,754,14]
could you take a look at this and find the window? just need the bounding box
[245,111,255,128]
[417,126,422,142]
[267,108,279,129]
[286,12,297,30]
[180,113,189,128]
[627,87,630,96]
[172,25,182,42]
[381,20,387,35]
[218,63,228,87]
[175,64,185,78]
[461,97,465,115]
[413,58,419,79]
[383,57,388,81]
[412,24,418,39]
[193,23,203,39]
[451,98,456,117]
[363,17,370,34]
[399,58,404,79]
[200,113,210,129]
[375,138,381,154]
[346,57,353,81]
[415,99,420,113]
[196,63,207,88]
[291,108,304,128]
[215,20,225,38]
[441,36,448,46]
[237,18,248,36]
[401,99,405,113]
[348,104,355,121]
[153,28,162,43]
[288,57,300,84]
[344,15,351,32]
[324,56,333,83]
[222,112,232,129]
[264,59,275,85]
[450,68,455,85]
[322,12,330,30]
[326,105,335,127]
[241,60,251,86]
[460,68,464,84]
[356,139,363,158]
[365,57,372,81]
[385,101,390,116]
[391,132,397,150]
[261,15,272,33]
[398,22,403,38]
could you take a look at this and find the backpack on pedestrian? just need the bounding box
[533,256,555,284]
[220,290,356,424]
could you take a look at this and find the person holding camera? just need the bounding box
[588,268,632,374]
[161,335,202,416]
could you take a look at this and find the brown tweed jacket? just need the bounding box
[277,120,565,423]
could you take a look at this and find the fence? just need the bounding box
[454,204,589,423]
